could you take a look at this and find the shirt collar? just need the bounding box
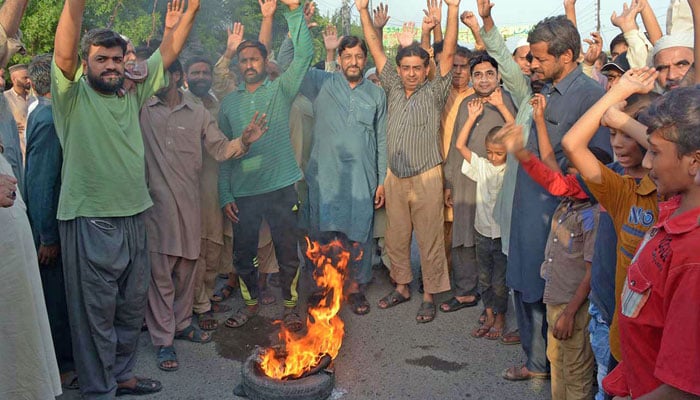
[657,195,700,234]
[636,174,657,196]
[237,77,271,92]
[546,64,584,96]
[145,89,192,110]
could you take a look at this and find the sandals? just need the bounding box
[210,302,231,313]
[260,289,277,305]
[502,365,550,381]
[196,310,218,331]
[377,290,410,309]
[61,372,79,390]
[225,306,258,328]
[175,324,212,343]
[211,284,236,303]
[471,325,491,338]
[485,327,503,340]
[283,307,304,332]
[157,346,179,372]
[500,330,521,345]
[116,377,162,397]
[348,292,370,315]
[439,295,480,312]
[416,301,436,323]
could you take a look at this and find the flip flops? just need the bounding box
[175,324,212,343]
[377,290,410,309]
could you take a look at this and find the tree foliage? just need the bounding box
[5,0,358,68]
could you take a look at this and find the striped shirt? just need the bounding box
[379,62,452,178]
[217,6,312,205]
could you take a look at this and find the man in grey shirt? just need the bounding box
[357,0,461,323]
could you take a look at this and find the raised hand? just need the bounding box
[323,25,342,51]
[563,0,577,8]
[582,32,602,66]
[225,23,245,58]
[424,0,442,25]
[486,87,505,107]
[241,111,269,147]
[165,0,185,30]
[460,11,479,31]
[304,1,318,27]
[372,3,390,29]
[611,0,643,32]
[395,21,417,48]
[259,0,277,18]
[443,0,460,6]
[600,101,628,129]
[492,122,524,154]
[475,0,495,18]
[615,67,658,96]
[355,0,369,11]
[422,12,438,33]
[530,93,547,123]
[466,98,484,120]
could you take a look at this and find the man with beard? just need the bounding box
[299,34,387,315]
[476,0,611,381]
[4,63,35,159]
[218,0,312,331]
[651,33,694,93]
[141,58,266,372]
[182,55,236,331]
[441,53,516,332]
[50,0,199,397]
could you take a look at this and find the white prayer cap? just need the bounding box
[505,36,529,53]
[652,32,694,58]
[364,67,377,79]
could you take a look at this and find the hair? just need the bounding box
[455,46,472,61]
[236,40,268,60]
[185,55,213,74]
[590,146,614,165]
[596,51,608,66]
[8,63,27,74]
[610,33,628,55]
[167,58,184,87]
[639,86,700,156]
[469,51,499,72]
[80,29,128,61]
[28,55,51,96]
[486,126,503,144]
[395,43,430,67]
[432,41,444,57]
[624,93,660,119]
[527,15,581,60]
[338,36,367,57]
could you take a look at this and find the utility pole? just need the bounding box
[341,0,351,36]
[596,0,601,32]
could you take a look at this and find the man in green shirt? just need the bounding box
[51,0,198,398]
[218,0,312,331]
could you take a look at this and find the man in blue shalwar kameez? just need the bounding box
[300,34,387,315]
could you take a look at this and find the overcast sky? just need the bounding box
[315,0,672,46]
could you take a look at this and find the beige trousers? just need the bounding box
[146,253,198,346]
[546,301,595,400]
[384,166,450,294]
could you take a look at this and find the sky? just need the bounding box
[314,0,672,47]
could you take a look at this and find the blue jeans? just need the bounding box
[588,302,610,400]
[513,290,549,373]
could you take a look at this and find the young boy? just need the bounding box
[454,98,510,340]
[563,68,700,398]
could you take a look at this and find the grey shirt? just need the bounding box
[379,62,452,178]
[444,91,516,248]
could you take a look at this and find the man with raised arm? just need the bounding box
[51,0,199,397]
[217,0,312,332]
[356,0,460,323]
[475,0,611,381]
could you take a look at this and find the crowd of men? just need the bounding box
[0,0,699,399]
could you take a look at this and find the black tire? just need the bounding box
[240,353,335,400]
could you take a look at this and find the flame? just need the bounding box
[259,237,359,379]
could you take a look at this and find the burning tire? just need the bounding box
[237,352,335,400]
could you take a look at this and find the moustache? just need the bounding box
[245,68,257,75]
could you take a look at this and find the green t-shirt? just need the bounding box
[51,50,167,220]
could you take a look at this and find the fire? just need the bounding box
[259,237,358,379]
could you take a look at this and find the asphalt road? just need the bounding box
[58,265,552,400]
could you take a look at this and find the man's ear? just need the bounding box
[81,59,88,73]
[688,149,700,177]
[560,49,574,65]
